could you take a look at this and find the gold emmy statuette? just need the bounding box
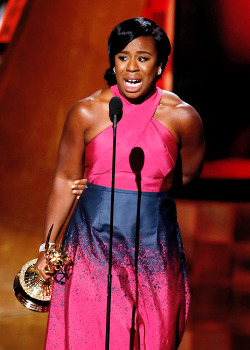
[13,225,71,312]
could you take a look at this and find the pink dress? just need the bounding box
[45,85,190,350]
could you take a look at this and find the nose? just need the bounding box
[126,57,139,72]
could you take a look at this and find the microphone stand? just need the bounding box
[105,114,118,350]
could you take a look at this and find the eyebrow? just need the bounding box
[119,50,152,56]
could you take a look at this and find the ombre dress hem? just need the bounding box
[45,183,190,350]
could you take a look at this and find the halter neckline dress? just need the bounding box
[45,85,190,350]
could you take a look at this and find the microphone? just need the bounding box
[109,97,123,124]
[105,95,122,350]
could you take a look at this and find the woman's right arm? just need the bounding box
[35,102,88,280]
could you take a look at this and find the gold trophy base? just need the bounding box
[13,259,51,313]
[13,238,72,312]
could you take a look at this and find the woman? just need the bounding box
[36,17,205,349]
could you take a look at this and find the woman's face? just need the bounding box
[114,36,161,103]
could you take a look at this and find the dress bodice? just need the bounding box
[84,85,178,192]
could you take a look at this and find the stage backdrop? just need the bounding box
[0,0,145,337]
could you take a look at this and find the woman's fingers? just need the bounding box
[37,268,53,282]
[73,178,87,186]
[72,189,83,194]
[71,178,88,198]
[35,253,53,281]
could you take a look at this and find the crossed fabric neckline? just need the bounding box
[85,85,162,172]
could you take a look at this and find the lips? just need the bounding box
[124,79,142,92]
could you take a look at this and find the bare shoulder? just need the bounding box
[66,87,112,125]
[158,90,204,141]
[160,90,202,124]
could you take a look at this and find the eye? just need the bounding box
[118,55,128,61]
[138,56,150,62]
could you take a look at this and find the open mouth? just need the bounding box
[124,79,142,91]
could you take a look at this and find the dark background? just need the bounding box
[173,0,250,161]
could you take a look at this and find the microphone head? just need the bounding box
[109,97,123,123]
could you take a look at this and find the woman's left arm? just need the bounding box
[177,104,206,185]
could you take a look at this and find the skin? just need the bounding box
[35,36,205,280]
[114,36,161,104]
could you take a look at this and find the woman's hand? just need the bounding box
[71,178,88,199]
[34,252,54,281]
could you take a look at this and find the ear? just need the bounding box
[157,64,163,76]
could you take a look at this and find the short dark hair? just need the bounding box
[104,17,171,86]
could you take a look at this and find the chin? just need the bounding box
[124,91,144,102]
[128,89,156,104]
